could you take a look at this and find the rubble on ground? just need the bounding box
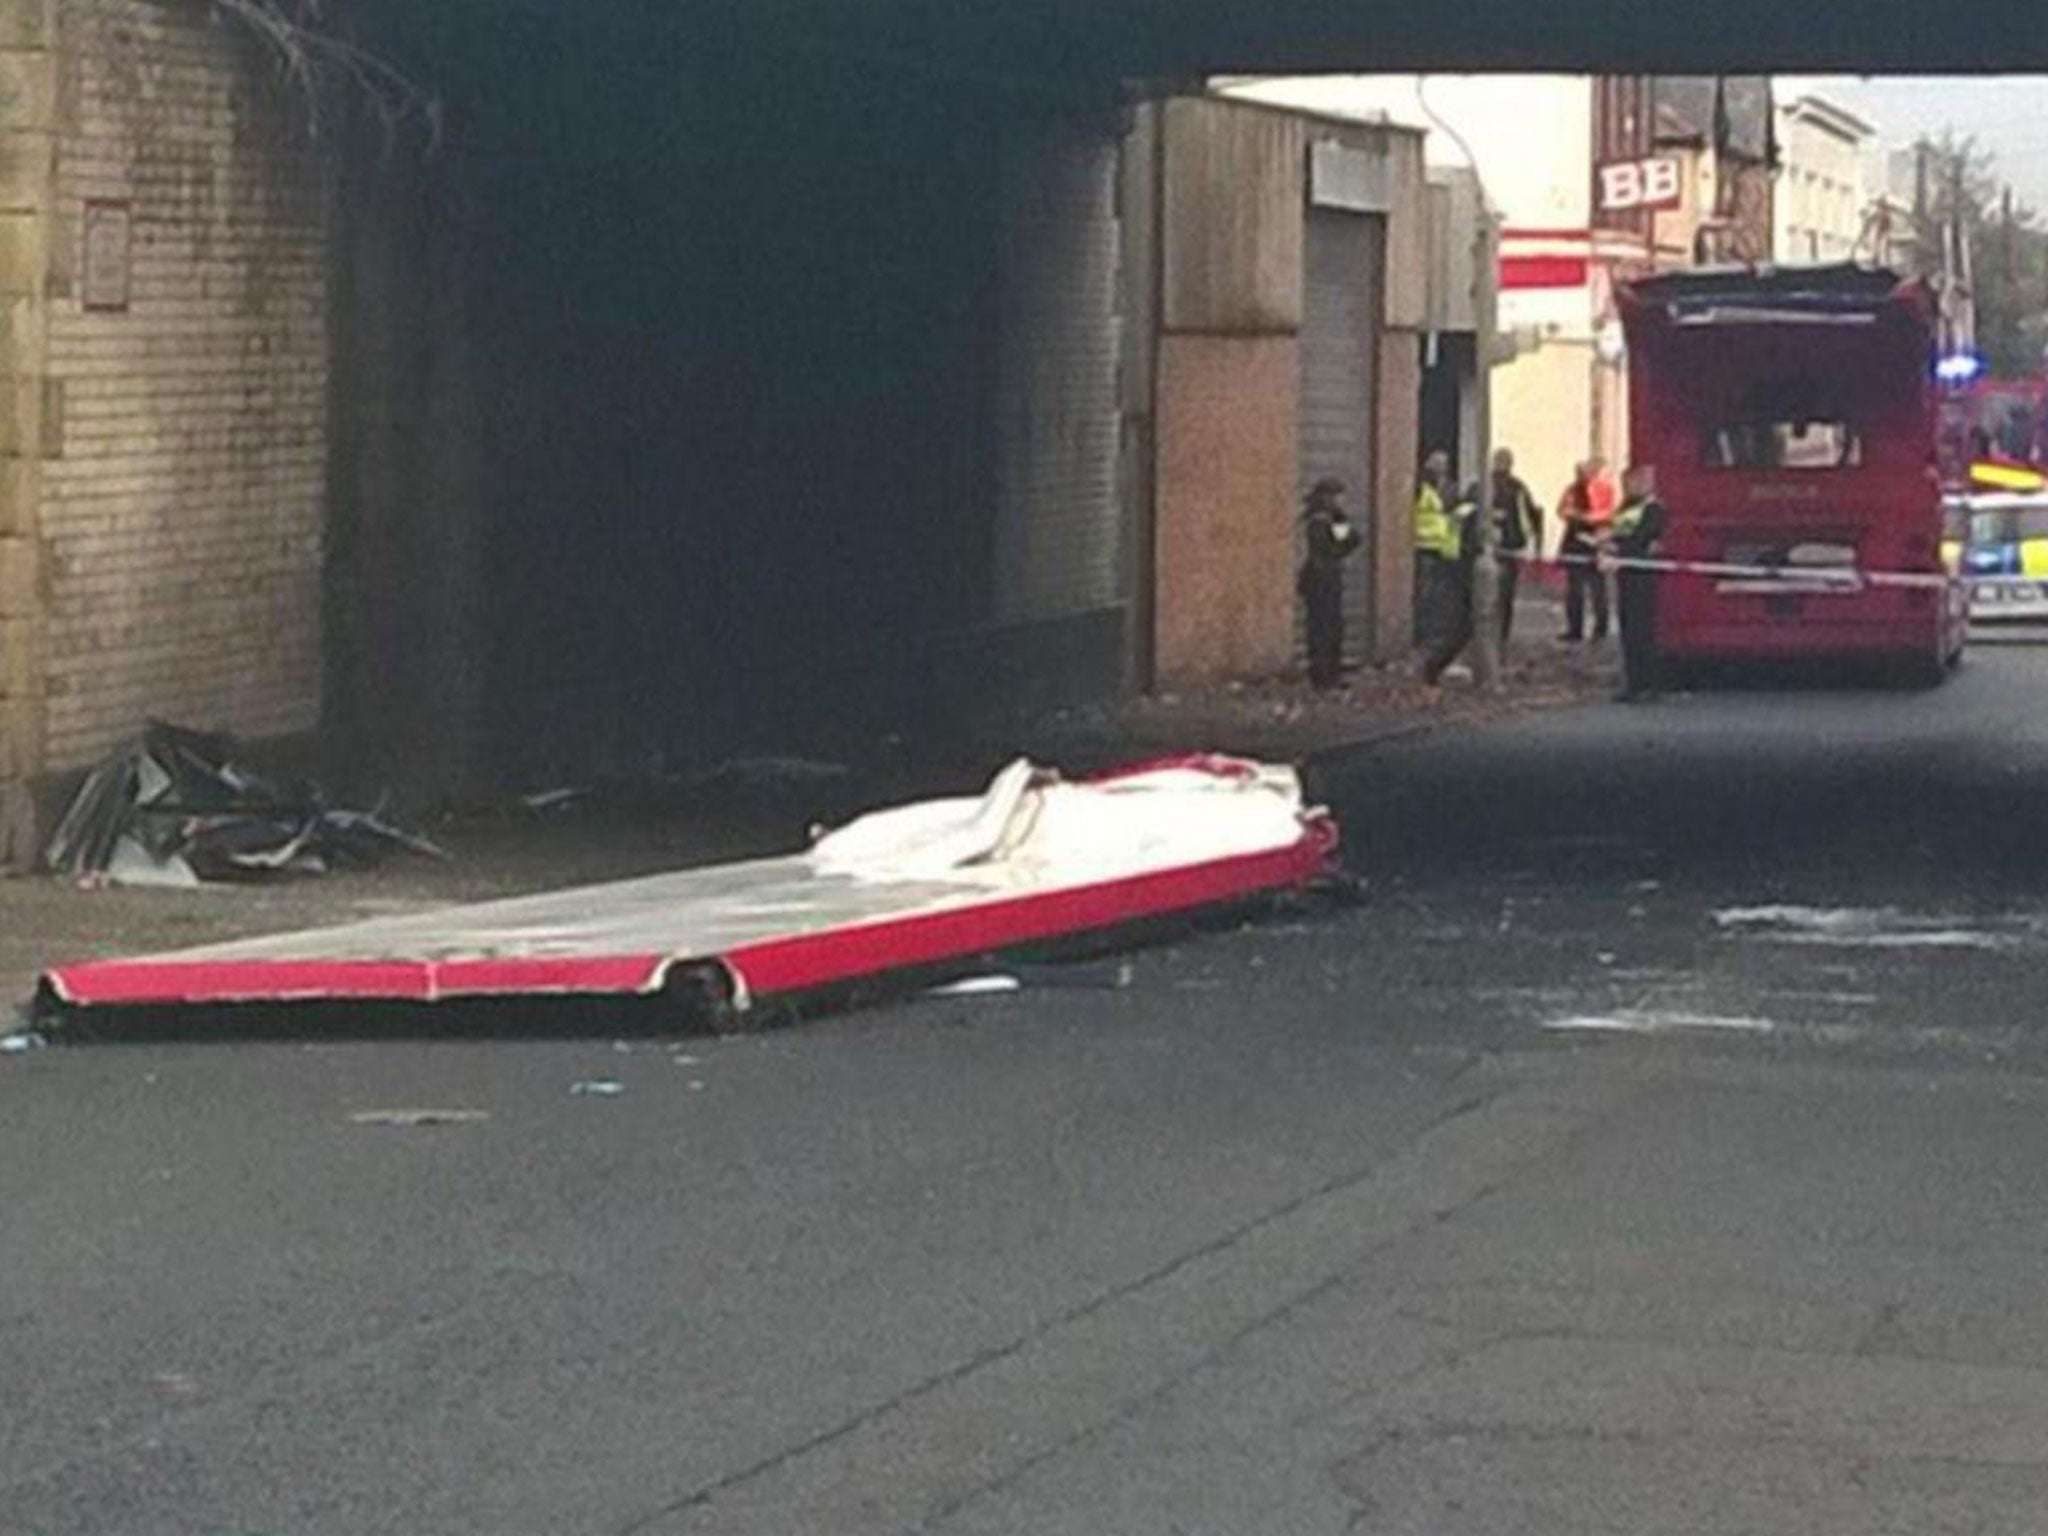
[45,722,444,889]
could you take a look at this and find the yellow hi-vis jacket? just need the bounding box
[1412,483,1458,558]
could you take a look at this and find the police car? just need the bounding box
[1953,490,2048,621]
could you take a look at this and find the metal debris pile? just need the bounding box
[44,722,444,888]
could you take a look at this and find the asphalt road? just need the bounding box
[13,647,2048,1533]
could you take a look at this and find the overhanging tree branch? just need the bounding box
[211,0,440,148]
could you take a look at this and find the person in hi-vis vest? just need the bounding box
[1411,449,1456,643]
[1557,457,1616,642]
[1421,480,1485,687]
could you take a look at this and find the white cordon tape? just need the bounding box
[1498,549,2010,591]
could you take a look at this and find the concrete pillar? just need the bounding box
[1371,329,1421,661]
[0,0,52,866]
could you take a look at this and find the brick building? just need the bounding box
[2,0,1146,859]
[1,0,325,859]
[1649,76,1777,268]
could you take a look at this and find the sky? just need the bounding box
[1793,76,2048,211]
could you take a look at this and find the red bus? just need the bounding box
[1617,264,1967,681]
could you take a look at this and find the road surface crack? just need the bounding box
[612,1072,1510,1535]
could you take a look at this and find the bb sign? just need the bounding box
[1596,157,1682,214]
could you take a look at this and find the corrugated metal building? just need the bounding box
[1134,94,1430,685]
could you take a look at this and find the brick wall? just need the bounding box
[1152,98,1304,687]
[0,0,52,860]
[37,0,325,768]
[1154,334,1297,683]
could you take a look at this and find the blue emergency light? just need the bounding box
[1935,352,1986,384]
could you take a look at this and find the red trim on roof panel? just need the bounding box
[42,821,1341,1011]
[726,823,1340,997]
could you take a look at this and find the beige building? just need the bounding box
[1866,147,1922,271]
[1774,88,1877,264]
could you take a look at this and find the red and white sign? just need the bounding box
[1496,227,1653,291]
[1500,255,1588,291]
[1596,156,1683,214]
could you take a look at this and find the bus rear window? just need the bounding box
[1705,421,1862,470]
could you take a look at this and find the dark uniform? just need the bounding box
[1491,471,1542,643]
[1609,491,1670,700]
[1298,481,1361,689]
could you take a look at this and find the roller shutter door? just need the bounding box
[1298,208,1383,666]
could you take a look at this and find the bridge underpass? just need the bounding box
[18,6,2048,1532]
[318,0,2047,796]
